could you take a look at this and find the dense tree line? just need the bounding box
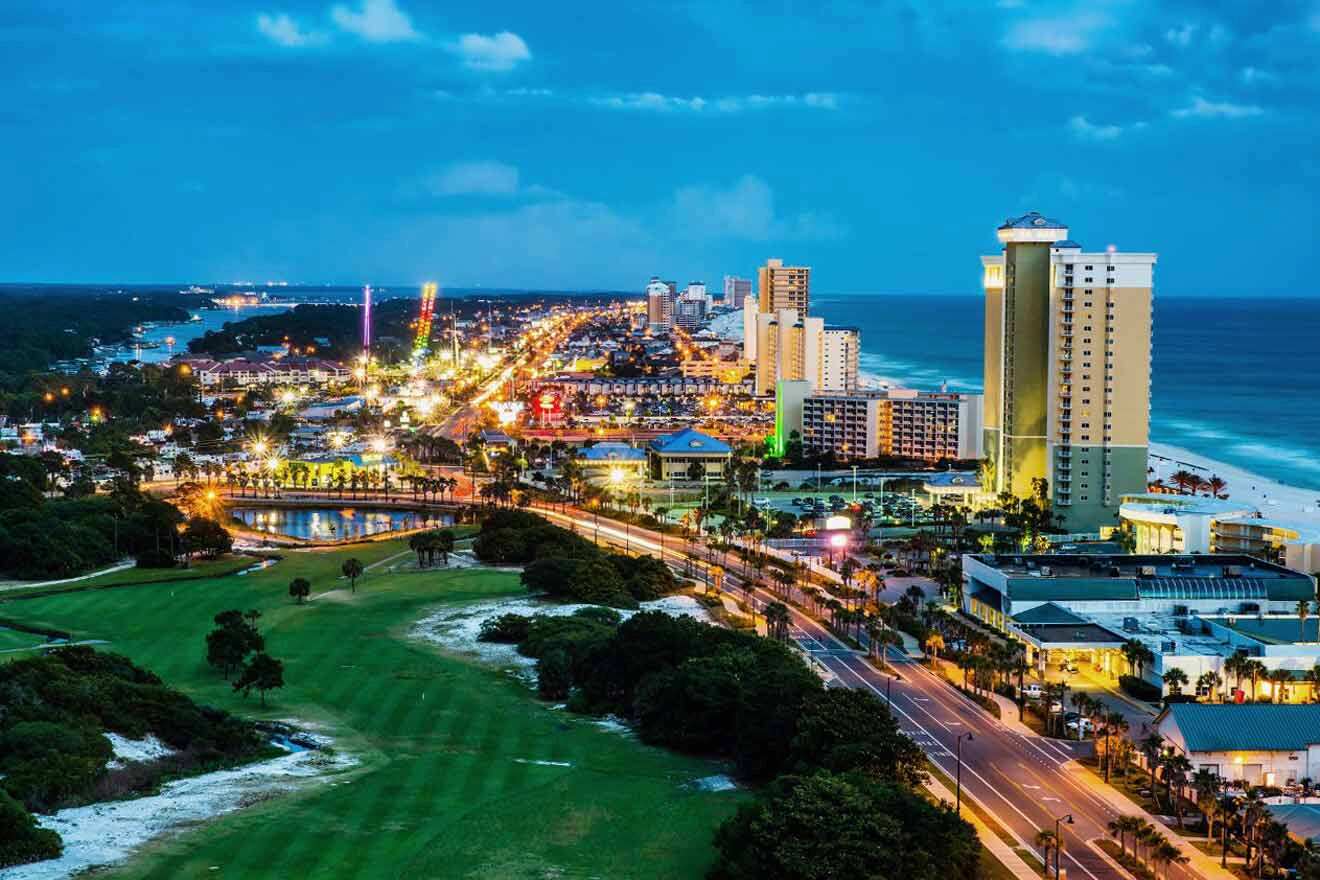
[0,288,195,378]
[0,647,266,868]
[479,605,975,878]
[472,510,678,608]
[0,469,197,579]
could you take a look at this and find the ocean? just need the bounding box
[810,294,1320,492]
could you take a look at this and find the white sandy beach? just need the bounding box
[1148,441,1320,527]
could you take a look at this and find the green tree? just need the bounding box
[233,652,285,706]
[1163,667,1190,697]
[288,577,311,604]
[709,772,978,880]
[341,557,364,592]
[205,609,263,679]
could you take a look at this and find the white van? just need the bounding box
[1022,683,1044,700]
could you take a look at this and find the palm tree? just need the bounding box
[1139,732,1165,799]
[1101,712,1129,782]
[1108,815,1143,859]
[1217,793,1240,867]
[1135,823,1163,869]
[1267,667,1291,703]
[1034,828,1058,874]
[342,557,364,592]
[1301,599,1313,643]
[1246,660,1267,701]
[1160,752,1192,827]
[1170,469,1198,495]
[1208,475,1228,498]
[1163,667,1190,697]
[1197,670,1223,703]
[764,601,790,642]
[1154,840,1189,879]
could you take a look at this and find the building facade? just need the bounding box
[821,326,860,393]
[757,258,810,314]
[798,389,983,461]
[646,276,673,330]
[1120,493,1320,572]
[723,275,751,309]
[982,211,1156,532]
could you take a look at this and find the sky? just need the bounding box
[3,0,1319,295]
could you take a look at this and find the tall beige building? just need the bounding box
[751,310,857,396]
[757,258,810,314]
[982,211,1156,532]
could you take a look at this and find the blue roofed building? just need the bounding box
[1157,703,1320,787]
[647,427,732,481]
[578,441,647,479]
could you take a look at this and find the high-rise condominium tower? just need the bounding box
[982,212,1156,532]
[757,258,810,314]
[645,276,672,329]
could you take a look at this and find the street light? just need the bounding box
[1052,813,1075,879]
[954,732,974,815]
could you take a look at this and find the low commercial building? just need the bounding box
[1121,494,1320,572]
[647,427,731,481]
[798,389,983,461]
[1157,704,1320,786]
[963,552,1317,682]
[189,356,348,387]
[578,441,647,478]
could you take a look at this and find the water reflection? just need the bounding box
[233,508,451,541]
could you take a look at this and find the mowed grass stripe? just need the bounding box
[1,548,740,879]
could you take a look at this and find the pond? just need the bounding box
[232,508,452,541]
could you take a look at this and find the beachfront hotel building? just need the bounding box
[1119,493,1320,572]
[757,258,810,314]
[746,308,859,396]
[982,212,1156,532]
[793,388,983,462]
[645,277,673,330]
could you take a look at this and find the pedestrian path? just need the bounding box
[925,772,1041,880]
[0,560,134,593]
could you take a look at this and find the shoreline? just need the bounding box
[1147,441,1320,527]
[709,308,1320,526]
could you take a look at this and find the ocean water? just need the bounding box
[811,294,1320,492]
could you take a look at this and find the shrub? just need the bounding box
[1120,675,1162,702]
[135,547,178,568]
[0,789,62,869]
[478,613,532,643]
[536,649,573,700]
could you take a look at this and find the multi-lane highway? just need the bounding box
[533,503,1207,880]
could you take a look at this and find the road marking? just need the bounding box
[1022,784,1041,790]
[1042,796,1062,803]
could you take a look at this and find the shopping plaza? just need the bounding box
[963,552,1320,701]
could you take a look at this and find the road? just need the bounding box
[533,503,1205,880]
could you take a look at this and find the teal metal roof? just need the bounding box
[1007,579,1139,602]
[999,211,1066,230]
[1011,602,1088,626]
[1166,704,1320,753]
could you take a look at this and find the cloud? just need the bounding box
[593,91,840,113]
[426,161,520,197]
[256,12,325,47]
[669,175,846,242]
[1171,97,1264,119]
[1067,115,1130,141]
[416,160,561,200]
[1240,66,1278,86]
[330,0,419,43]
[1165,23,1196,47]
[447,31,531,71]
[1002,12,1111,55]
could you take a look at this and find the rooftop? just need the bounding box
[579,442,646,462]
[970,553,1304,582]
[999,211,1067,230]
[1163,703,1320,753]
[648,427,731,456]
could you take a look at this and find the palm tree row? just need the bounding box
[1105,816,1189,879]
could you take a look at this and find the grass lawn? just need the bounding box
[0,539,743,879]
[0,626,44,652]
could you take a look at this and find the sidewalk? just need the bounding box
[926,772,1041,880]
[1067,763,1241,880]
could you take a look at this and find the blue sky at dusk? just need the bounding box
[3,0,1318,295]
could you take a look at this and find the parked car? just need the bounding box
[1066,717,1094,735]
[753,497,772,506]
[1048,700,1064,714]
[1022,683,1044,700]
[1061,662,1080,675]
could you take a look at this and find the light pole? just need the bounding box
[851,465,858,502]
[954,732,974,815]
[1052,813,1074,879]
